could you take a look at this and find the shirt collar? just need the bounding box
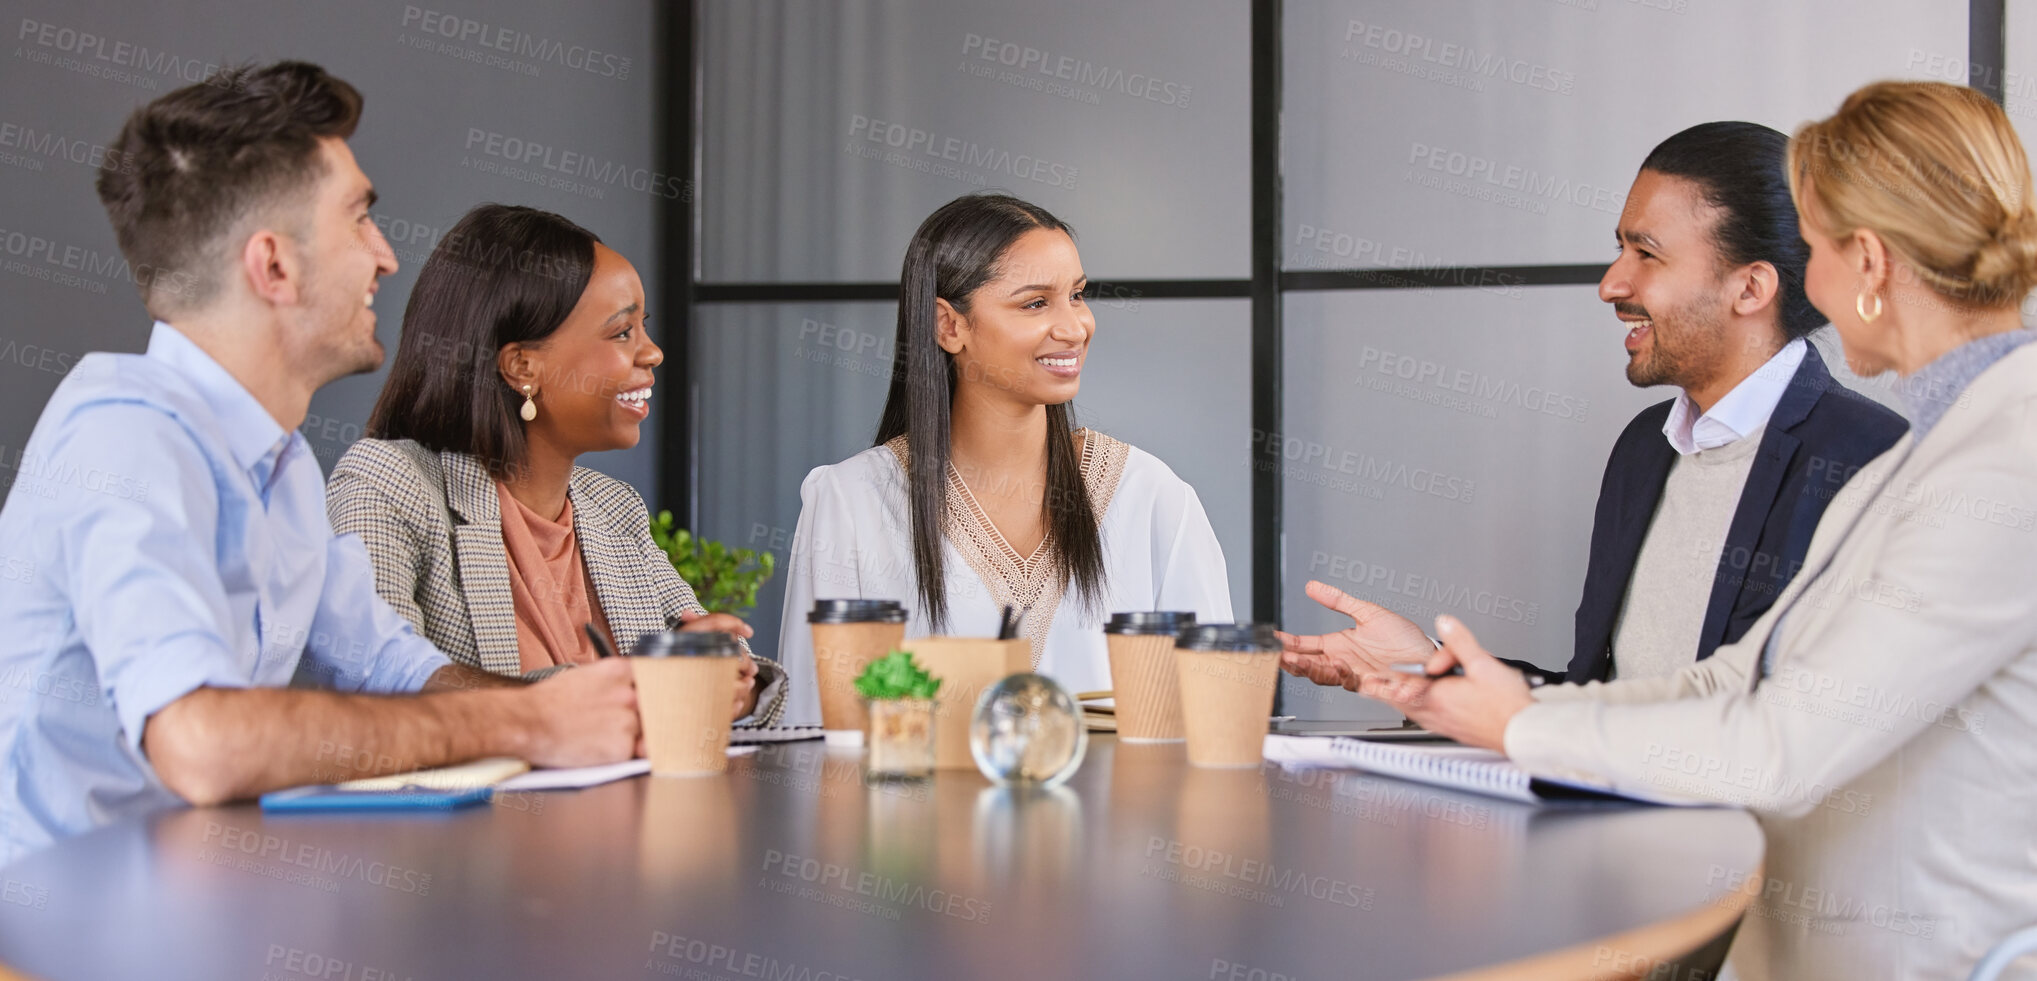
[1662,338,1807,456]
[145,321,294,486]
[1900,329,2037,438]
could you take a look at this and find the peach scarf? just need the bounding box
[496,482,613,672]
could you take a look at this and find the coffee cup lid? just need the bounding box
[808,599,908,624]
[632,630,742,657]
[1176,623,1280,652]
[1104,611,1197,636]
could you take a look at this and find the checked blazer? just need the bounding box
[326,438,787,726]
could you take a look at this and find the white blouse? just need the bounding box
[775,430,1234,726]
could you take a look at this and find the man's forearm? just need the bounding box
[422,662,524,692]
[143,684,533,805]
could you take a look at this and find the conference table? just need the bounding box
[0,736,1762,980]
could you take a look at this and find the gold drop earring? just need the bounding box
[520,384,538,422]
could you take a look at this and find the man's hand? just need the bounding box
[1356,615,1534,751]
[517,658,641,767]
[1278,580,1436,690]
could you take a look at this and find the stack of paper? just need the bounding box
[338,757,530,791]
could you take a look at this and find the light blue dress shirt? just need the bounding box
[0,322,450,863]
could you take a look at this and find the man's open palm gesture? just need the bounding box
[1277,580,1436,691]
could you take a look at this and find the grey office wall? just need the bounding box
[2015,0,2037,314]
[1286,0,1972,265]
[1,0,662,499]
[1277,0,1971,722]
[697,0,1250,282]
[694,0,1256,659]
[2020,2,2037,116]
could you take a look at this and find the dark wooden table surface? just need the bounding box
[0,736,1762,981]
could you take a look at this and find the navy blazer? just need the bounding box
[1562,345,1909,683]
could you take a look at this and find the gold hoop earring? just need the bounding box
[1855,291,1883,324]
[520,384,538,422]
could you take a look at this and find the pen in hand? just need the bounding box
[584,623,620,659]
[1390,662,1547,688]
[1392,662,1462,680]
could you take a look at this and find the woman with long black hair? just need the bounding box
[776,193,1233,724]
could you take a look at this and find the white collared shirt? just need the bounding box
[1661,338,1807,455]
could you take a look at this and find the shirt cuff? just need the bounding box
[737,662,787,728]
[366,641,453,695]
[112,646,253,753]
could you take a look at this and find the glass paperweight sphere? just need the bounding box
[969,673,1087,787]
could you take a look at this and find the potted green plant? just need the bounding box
[854,651,941,781]
[647,510,777,616]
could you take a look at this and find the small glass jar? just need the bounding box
[863,697,935,782]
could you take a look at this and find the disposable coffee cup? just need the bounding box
[631,630,742,776]
[1175,623,1282,768]
[809,600,908,747]
[1104,611,1197,743]
[898,636,1029,770]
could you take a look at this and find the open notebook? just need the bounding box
[326,747,760,794]
[1263,735,1715,807]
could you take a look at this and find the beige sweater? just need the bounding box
[1609,430,1765,681]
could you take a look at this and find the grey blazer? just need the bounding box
[326,438,786,726]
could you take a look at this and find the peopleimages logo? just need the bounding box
[1308,551,1540,626]
[400,6,632,79]
[647,932,865,981]
[1707,866,1937,939]
[0,225,197,298]
[958,33,1191,108]
[1406,142,1626,215]
[263,945,412,981]
[1144,836,1375,909]
[847,114,1079,190]
[1343,19,1576,94]
[463,129,688,200]
[0,121,131,173]
[0,444,150,502]
[16,18,228,88]
[1355,345,1591,422]
[761,849,991,923]
[200,823,432,896]
[1249,430,1476,503]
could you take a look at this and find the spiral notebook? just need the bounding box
[1262,735,1714,807]
[729,724,825,744]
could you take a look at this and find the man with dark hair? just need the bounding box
[0,61,641,861]
[1557,122,1907,684]
[1282,121,1908,688]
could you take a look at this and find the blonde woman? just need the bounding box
[1297,82,2037,979]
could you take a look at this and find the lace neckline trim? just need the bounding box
[883,429,1130,667]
